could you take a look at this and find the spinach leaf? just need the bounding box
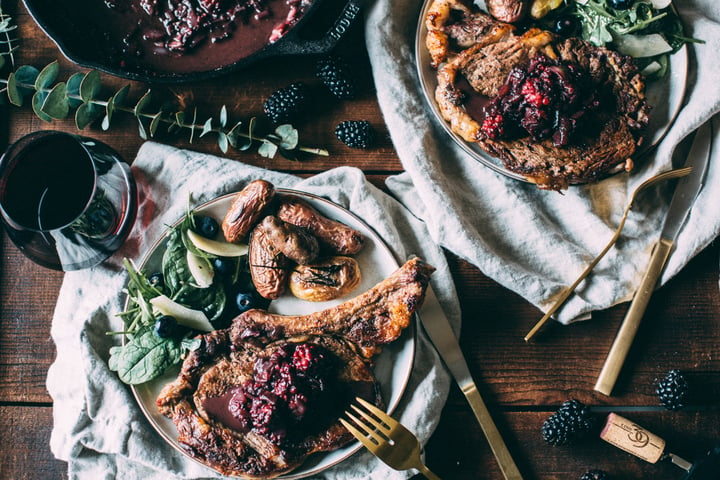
[108,325,184,385]
[162,225,191,294]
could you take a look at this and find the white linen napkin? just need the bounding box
[46,141,461,479]
[366,0,720,324]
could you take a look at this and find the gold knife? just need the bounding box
[419,286,524,480]
[594,120,714,396]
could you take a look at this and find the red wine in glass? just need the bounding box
[0,131,137,271]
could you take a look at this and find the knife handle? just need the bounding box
[594,237,674,396]
[463,382,524,480]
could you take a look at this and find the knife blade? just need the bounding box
[594,120,714,396]
[419,286,523,480]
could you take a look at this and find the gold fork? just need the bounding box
[340,397,442,480]
[523,167,692,342]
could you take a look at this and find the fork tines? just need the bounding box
[341,397,395,447]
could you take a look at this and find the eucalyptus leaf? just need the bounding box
[200,118,212,137]
[188,108,198,143]
[41,82,70,119]
[66,72,85,108]
[14,65,39,89]
[80,70,101,102]
[105,84,130,127]
[276,124,299,150]
[31,90,52,122]
[149,112,163,137]
[258,139,278,158]
[138,118,148,140]
[75,101,103,129]
[167,121,181,134]
[134,90,153,116]
[220,105,227,128]
[10,65,40,104]
[227,121,252,150]
[6,72,23,106]
[217,131,228,153]
[34,60,59,90]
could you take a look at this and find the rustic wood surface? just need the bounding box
[1,2,718,479]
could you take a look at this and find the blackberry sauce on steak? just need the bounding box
[429,2,650,190]
[156,258,434,478]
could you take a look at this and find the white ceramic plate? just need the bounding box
[128,189,416,478]
[414,0,688,183]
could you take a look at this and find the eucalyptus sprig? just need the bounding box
[0,60,329,160]
[0,3,18,72]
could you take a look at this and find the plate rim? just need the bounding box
[414,0,689,185]
[125,187,417,479]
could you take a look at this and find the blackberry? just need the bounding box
[656,369,689,411]
[316,55,357,100]
[263,82,309,125]
[335,120,375,149]
[541,399,596,446]
[579,469,610,480]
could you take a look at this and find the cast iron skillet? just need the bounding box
[22,0,364,84]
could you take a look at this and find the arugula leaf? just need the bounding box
[563,0,701,80]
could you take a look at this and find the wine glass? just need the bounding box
[0,131,137,271]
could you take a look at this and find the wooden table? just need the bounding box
[1,2,718,479]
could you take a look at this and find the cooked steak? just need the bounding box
[157,257,435,478]
[234,257,434,358]
[427,1,650,190]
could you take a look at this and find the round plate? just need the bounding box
[128,189,415,478]
[414,0,688,183]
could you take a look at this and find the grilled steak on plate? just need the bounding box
[426,0,650,190]
[156,257,434,478]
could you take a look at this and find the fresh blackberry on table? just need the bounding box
[335,120,375,149]
[263,82,309,125]
[541,399,596,446]
[656,369,689,411]
[316,55,357,100]
[579,469,610,480]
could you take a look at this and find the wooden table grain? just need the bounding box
[1,2,718,479]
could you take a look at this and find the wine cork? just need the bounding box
[600,413,666,464]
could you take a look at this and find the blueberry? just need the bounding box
[608,0,632,10]
[236,291,270,314]
[194,216,219,239]
[153,315,179,338]
[213,257,235,276]
[149,272,164,289]
[554,16,579,37]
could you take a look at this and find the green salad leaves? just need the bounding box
[545,0,702,79]
[109,208,249,385]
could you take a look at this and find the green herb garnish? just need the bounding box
[546,0,703,79]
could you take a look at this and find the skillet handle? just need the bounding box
[272,0,364,56]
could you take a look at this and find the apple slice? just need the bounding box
[150,295,214,332]
[186,251,214,288]
[186,229,248,257]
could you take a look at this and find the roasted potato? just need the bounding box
[248,225,289,300]
[256,215,320,265]
[289,256,362,302]
[277,197,365,255]
[222,179,275,243]
[486,0,530,23]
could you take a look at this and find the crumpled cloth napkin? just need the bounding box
[47,141,461,479]
[366,0,720,323]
